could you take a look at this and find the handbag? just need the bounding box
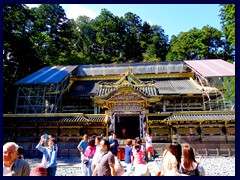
[114,156,124,176]
[83,157,90,165]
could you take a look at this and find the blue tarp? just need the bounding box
[15,65,78,85]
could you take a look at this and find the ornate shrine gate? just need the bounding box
[106,94,150,139]
[93,69,161,138]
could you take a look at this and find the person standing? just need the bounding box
[92,139,116,176]
[124,139,133,174]
[161,135,182,176]
[3,142,30,176]
[180,145,205,176]
[122,128,127,138]
[109,133,119,156]
[36,135,58,176]
[77,134,89,163]
[109,145,125,176]
[145,133,153,161]
[135,137,147,163]
[82,139,96,176]
[91,135,102,172]
[132,144,144,167]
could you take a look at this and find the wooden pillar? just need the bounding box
[140,114,146,139]
[94,103,98,114]
[106,124,109,138]
[169,123,172,141]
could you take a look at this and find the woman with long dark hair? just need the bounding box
[180,145,205,176]
[161,135,182,176]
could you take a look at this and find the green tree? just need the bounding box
[3,4,41,113]
[31,4,75,65]
[149,25,169,61]
[90,9,126,63]
[220,4,235,48]
[3,4,76,113]
[71,15,94,64]
[123,12,143,62]
[222,77,235,109]
[219,4,235,106]
[166,26,223,60]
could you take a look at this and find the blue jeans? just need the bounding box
[82,158,93,176]
[47,166,57,176]
[80,152,85,163]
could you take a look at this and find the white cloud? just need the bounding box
[147,20,152,25]
[25,4,40,8]
[64,5,97,20]
[26,4,97,20]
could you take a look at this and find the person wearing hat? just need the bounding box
[160,135,182,176]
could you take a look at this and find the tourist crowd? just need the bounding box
[3,133,205,176]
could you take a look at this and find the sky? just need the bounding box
[26,4,222,38]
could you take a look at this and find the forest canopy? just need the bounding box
[3,4,235,113]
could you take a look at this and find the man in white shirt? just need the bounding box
[91,136,102,172]
[3,142,30,176]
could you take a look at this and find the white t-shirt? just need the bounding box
[92,145,101,166]
[3,165,12,176]
[145,136,152,148]
[162,150,180,176]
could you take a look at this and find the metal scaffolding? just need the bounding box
[14,75,70,114]
[193,70,228,111]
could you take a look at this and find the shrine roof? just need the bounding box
[15,65,78,85]
[184,59,235,77]
[164,111,235,121]
[77,61,190,76]
[3,114,107,123]
[66,78,203,97]
[64,81,99,96]
[155,79,202,94]
[15,60,234,86]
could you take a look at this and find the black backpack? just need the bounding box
[180,163,200,176]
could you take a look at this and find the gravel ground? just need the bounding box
[155,156,235,176]
[25,156,235,176]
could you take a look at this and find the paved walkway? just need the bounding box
[120,160,160,176]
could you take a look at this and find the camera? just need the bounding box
[44,133,50,138]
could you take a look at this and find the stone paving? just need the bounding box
[25,157,160,176]
[25,156,235,176]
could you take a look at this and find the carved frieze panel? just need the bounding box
[108,91,145,102]
[112,104,143,111]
